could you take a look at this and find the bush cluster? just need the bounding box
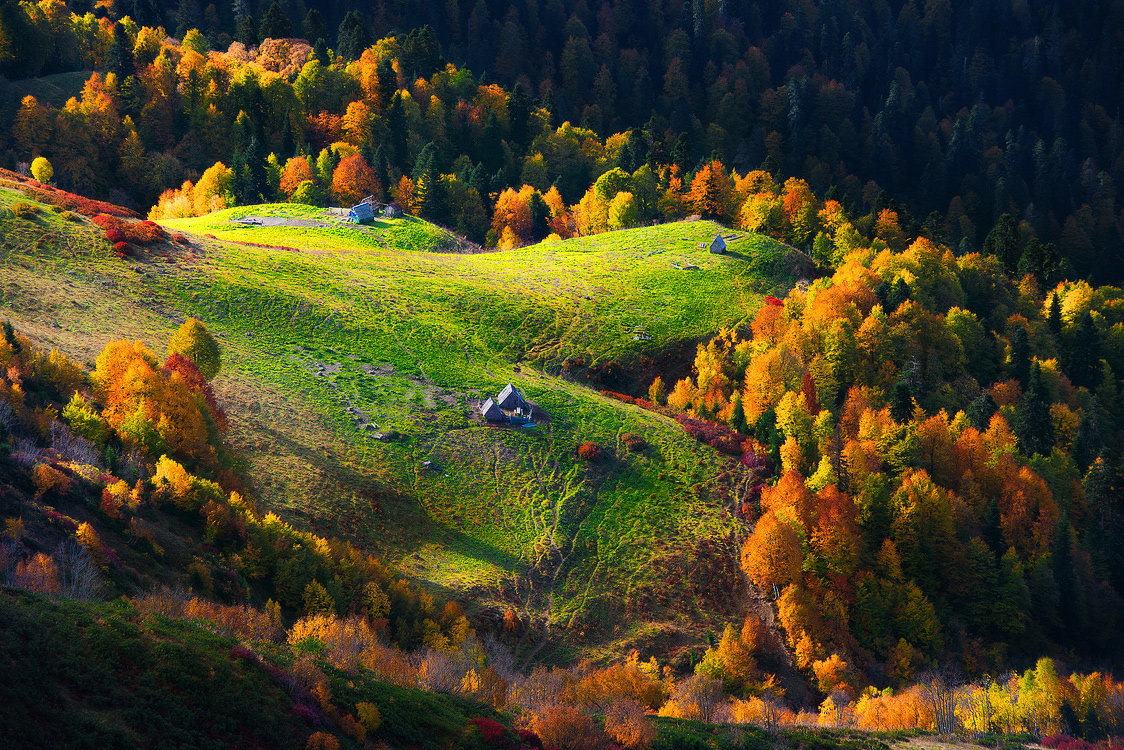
[577,441,603,461]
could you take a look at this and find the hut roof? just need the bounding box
[480,397,504,421]
[349,202,375,222]
[709,234,728,253]
[496,383,527,410]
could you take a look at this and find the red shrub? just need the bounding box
[91,213,124,231]
[577,442,604,461]
[675,415,748,455]
[467,717,510,747]
[129,220,166,244]
[112,241,131,257]
[172,233,187,244]
[600,390,635,404]
[44,510,79,533]
[17,184,133,217]
[764,295,784,306]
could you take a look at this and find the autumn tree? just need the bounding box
[280,156,314,198]
[331,153,377,206]
[30,155,52,183]
[688,160,734,221]
[168,319,221,380]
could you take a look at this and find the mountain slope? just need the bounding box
[1,190,795,658]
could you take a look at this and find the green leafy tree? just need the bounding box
[302,580,336,616]
[168,318,221,380]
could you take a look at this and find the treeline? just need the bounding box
[643,176,1124,689]
[3,1,1123,278]
[3,0,1124,278]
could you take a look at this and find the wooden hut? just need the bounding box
[496,383,527,411]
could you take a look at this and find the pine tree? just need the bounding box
[1051,515,1087,642]
[411,142,445,222]
[387,92,409,170]
[258,2,292,40]
[236,14,258,47]
[244,136,267,203]
[508,82,531,149]
[729,391,747,435]
[337,10,371,61]
[372,145,390,201]
[983,213,1020,273]
[301,9,327,44]
[966,392,998,431]
[107,22,135,81]
[1069,312,1101,389]
[1009,325,1031,387]
[890,379,914,424]
[174,0,203,40]
[1013,361,1054,456]
[1047,291,1063,337]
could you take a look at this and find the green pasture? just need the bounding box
[1,193,793,650]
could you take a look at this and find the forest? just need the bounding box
[1,0,1123,279]
[2,0,1124,747]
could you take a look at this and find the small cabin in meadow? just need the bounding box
[384,201,403,218]
[709,234,728,254]
[480,397,504,421]
[496,383,528,411]
[348,202,376,223]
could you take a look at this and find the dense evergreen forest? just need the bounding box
[2,0,1123,281]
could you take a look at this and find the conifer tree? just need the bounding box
[1013,361,1054,456]
[300,9,327,45]
[236,13,258,46]
[1069,312,1101,389]
[1047,291,1063,337]
[337,10,371,61]
[1009,325,1031,387]
[258,2,292,40]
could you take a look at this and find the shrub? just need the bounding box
[10,201,38,218]
[468,717,510,747]
[91,213,124,231]
[577,441,603,461]
[528,705,607,750]
[113,241,131,257]
[621,433,647,452]
[172,232,187,244]
[44,510,79,533]
[356,702,381,732]
[32,463,73,499]
[11,552,60,594]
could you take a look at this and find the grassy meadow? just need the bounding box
[1,191,794,656]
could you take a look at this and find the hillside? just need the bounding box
[1,188,794,661]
